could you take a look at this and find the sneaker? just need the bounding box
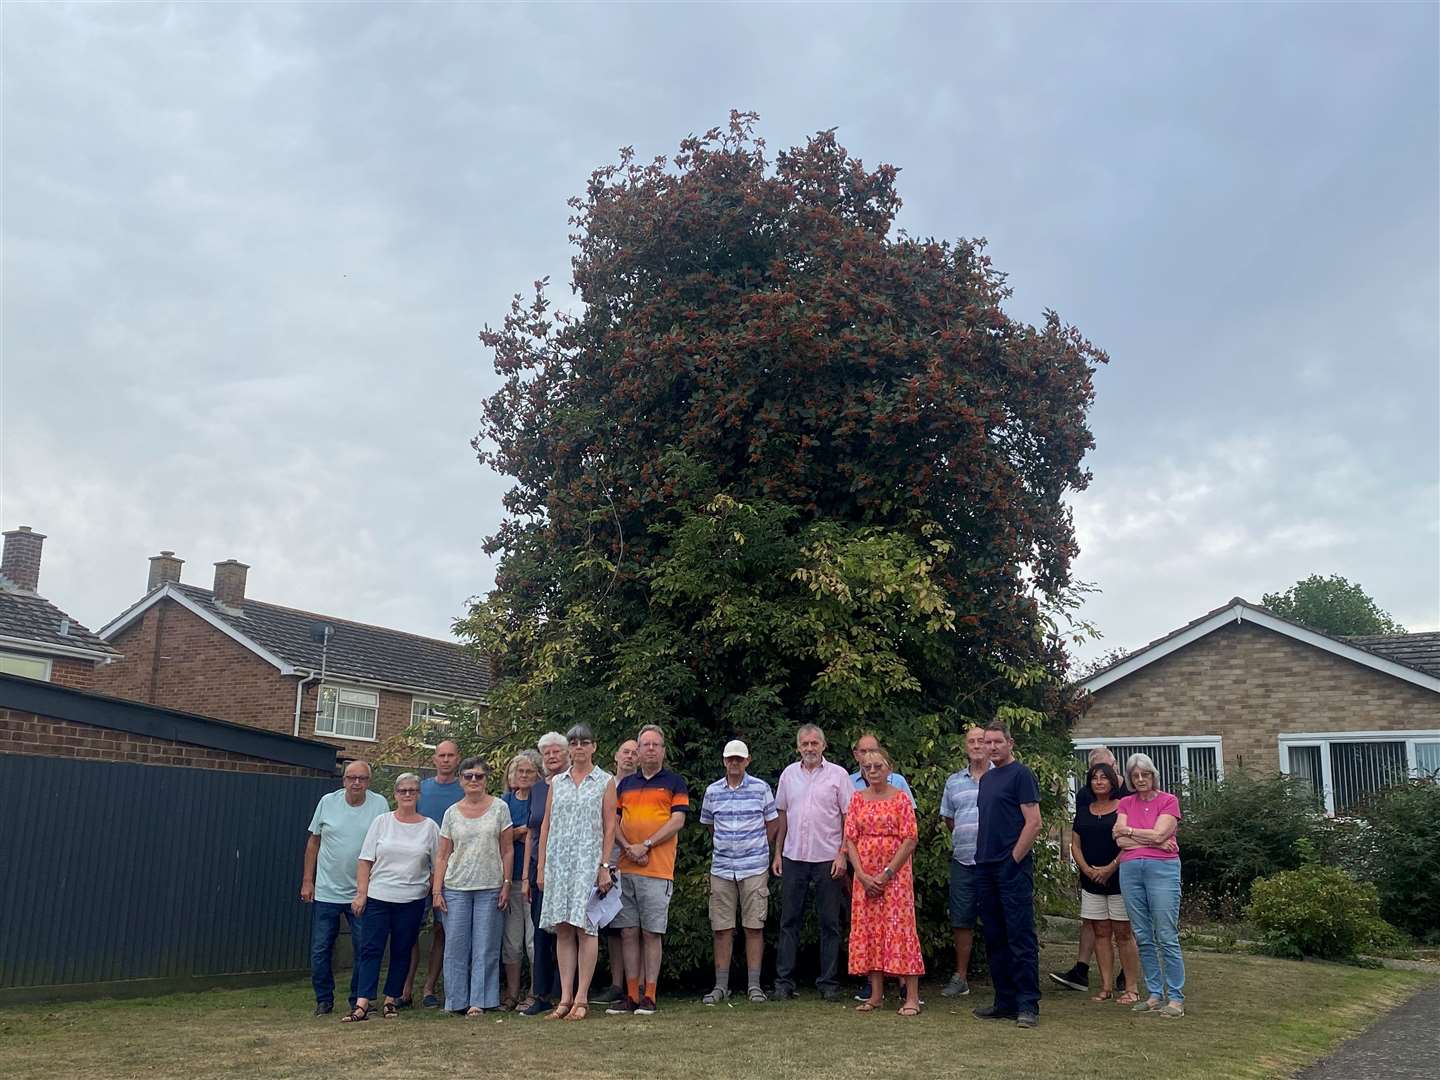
[421,994,441,1009]
[820,989,843,1003]
[1115,970,1127,993]
[313,1001,334,1016]
[972,1003,1018,1021]
[1048,963,1089,992]
[635,996,657,1015]
[941,974,971,998]
[605,997,637,1015]
[1017,1012,1039,1029]
[1158,1001,1185,1019]
[1132,997,1161,1013]
[770,987,796,1001]
[592,985,623,1005]
[519,998,553,1016]
[853,982,871,1002]
[702,987,730,1006]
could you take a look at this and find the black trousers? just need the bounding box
[976,855,1040,1015]
[774,856,843,994]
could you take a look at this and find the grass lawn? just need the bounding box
[2,945,1433,1080]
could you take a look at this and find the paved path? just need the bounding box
[1295,983,1440,1078]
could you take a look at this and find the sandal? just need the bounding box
[500,993,518,1012]
[1091,989,1114,1002]
[340,1005,369,1023]
[748,987,768,1003]
[1116,991,1140,1006]
[855,999,882,1012]
[544,1002,572,1020]
[397,995,414,1009]
[382,1001,399,1019]
[898,1003,921,1016]
[564,1003,588,1021]
[465,1007,483,1017]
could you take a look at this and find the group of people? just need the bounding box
[301,719,1186,1028]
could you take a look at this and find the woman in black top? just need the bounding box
[1071,763,1141,1004]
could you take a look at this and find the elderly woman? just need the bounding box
[520,733,569,1016]
[1071,762,1142,1005]
[344,773,439,1022]
[500,751,541,1009]
[845,749,924,1017]
[536,723,618,1021]
[432,756,513,1015]
[1115,752,1185,1018]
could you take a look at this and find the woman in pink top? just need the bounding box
[1113,753,1185,1018]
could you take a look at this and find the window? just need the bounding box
[410,698,478,747]
[0,651,52,681]
[316,686,379,741]
[1280,731,1440,815]
[1072,736,1224,799]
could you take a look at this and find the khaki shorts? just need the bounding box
[1080,890,1129,922]
[709,871,770,931]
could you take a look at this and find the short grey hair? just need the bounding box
[342,759,372,777]
[566,722,596,744]
[796,723,826,746]
[394,772,421,789]
[636,724,665,744]
[505,751,541,788]
[537,731,567,751]
[1087,746,1116,765]
[1125,752,1160,787]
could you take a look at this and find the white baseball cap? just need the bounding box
[723,739,749,758]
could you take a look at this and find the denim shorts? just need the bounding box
[948,859,978,928]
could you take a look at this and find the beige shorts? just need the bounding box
[1080,890,1129,922]
[709,872,770,931]
[502,888,534,964]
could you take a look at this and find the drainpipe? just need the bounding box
[293,671,319,737]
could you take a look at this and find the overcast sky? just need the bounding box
[3,2,1436,662]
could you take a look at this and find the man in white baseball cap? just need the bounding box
[698,739,779,1005]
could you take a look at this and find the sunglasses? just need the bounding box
[462,771,487,782]
[395,788,420,796]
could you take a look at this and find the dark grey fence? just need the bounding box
[0,754,335,991]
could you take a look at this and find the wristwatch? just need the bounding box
[642,838,654,850]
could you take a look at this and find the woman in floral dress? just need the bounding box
[845,748,924,1015]
[536,723,617,1021]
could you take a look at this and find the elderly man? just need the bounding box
[848,732,916,807]
[1052,745,1129,993]
[595,739,640,1007]
[700,739,779,1005]
[402,739,464,1008]
[972,720,1043,1029]
[301,759,388,1015]
[939,725,990,997]
[609,725,689,1016]
[771,724,850,1002]
[519,731,568,1016]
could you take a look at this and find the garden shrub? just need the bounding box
[1351,778,1440,943]
[1246,864,1394,960]
[1180,770,1324,910]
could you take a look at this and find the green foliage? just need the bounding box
[464,114,1104,977]
[1246,864,1395,961]
[1261,574,1404,636]
[1346,779,1440,943]
[1179,770,1327,909]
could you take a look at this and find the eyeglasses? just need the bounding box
[395,788,420,796]
[461,772,486,782]
[343,776,370,783]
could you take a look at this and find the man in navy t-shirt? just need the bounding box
[971,720,1043,1028]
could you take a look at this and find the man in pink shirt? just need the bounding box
[771,723,850,1001]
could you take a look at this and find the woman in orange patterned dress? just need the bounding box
[844,748,924,1015]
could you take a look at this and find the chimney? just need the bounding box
[2,526,45,592]
[148,550,185,592]
[213,559,249,608]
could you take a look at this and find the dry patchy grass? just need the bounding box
[1,946,1432,1080]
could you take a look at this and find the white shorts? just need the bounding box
[1080,891,1129,922]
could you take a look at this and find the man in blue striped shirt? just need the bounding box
[699,739,779,1005]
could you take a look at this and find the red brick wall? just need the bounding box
[1074,621,1440,774]
[0,709,333,777]
[49,657,98,691]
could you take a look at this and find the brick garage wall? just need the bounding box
[49,657,98,692]
[1074,621,1440,775]
[0,709,333,777]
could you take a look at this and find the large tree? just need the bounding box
[461,113,1105,971]
[1262,574,1405,637]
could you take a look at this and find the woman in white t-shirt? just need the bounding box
[433,756,514,1015]
[343,773,439,1022]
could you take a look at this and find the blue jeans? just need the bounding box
[530,884,561,1002]
[310,901,360,1007]
[353,896,426,1002]
[1119,858,1185,1002]
[975,855,1040,1015]
[443,887,505,1011]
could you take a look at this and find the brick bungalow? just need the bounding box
[1073,597,1440,814]
[0,526,119,689]
[93,550,491,761]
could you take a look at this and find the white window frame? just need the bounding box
[408,697,478,748]
[1071,735,1225,802]
[315,684,380,743]
[0,650,53,681]
[1279,730,1440,816]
